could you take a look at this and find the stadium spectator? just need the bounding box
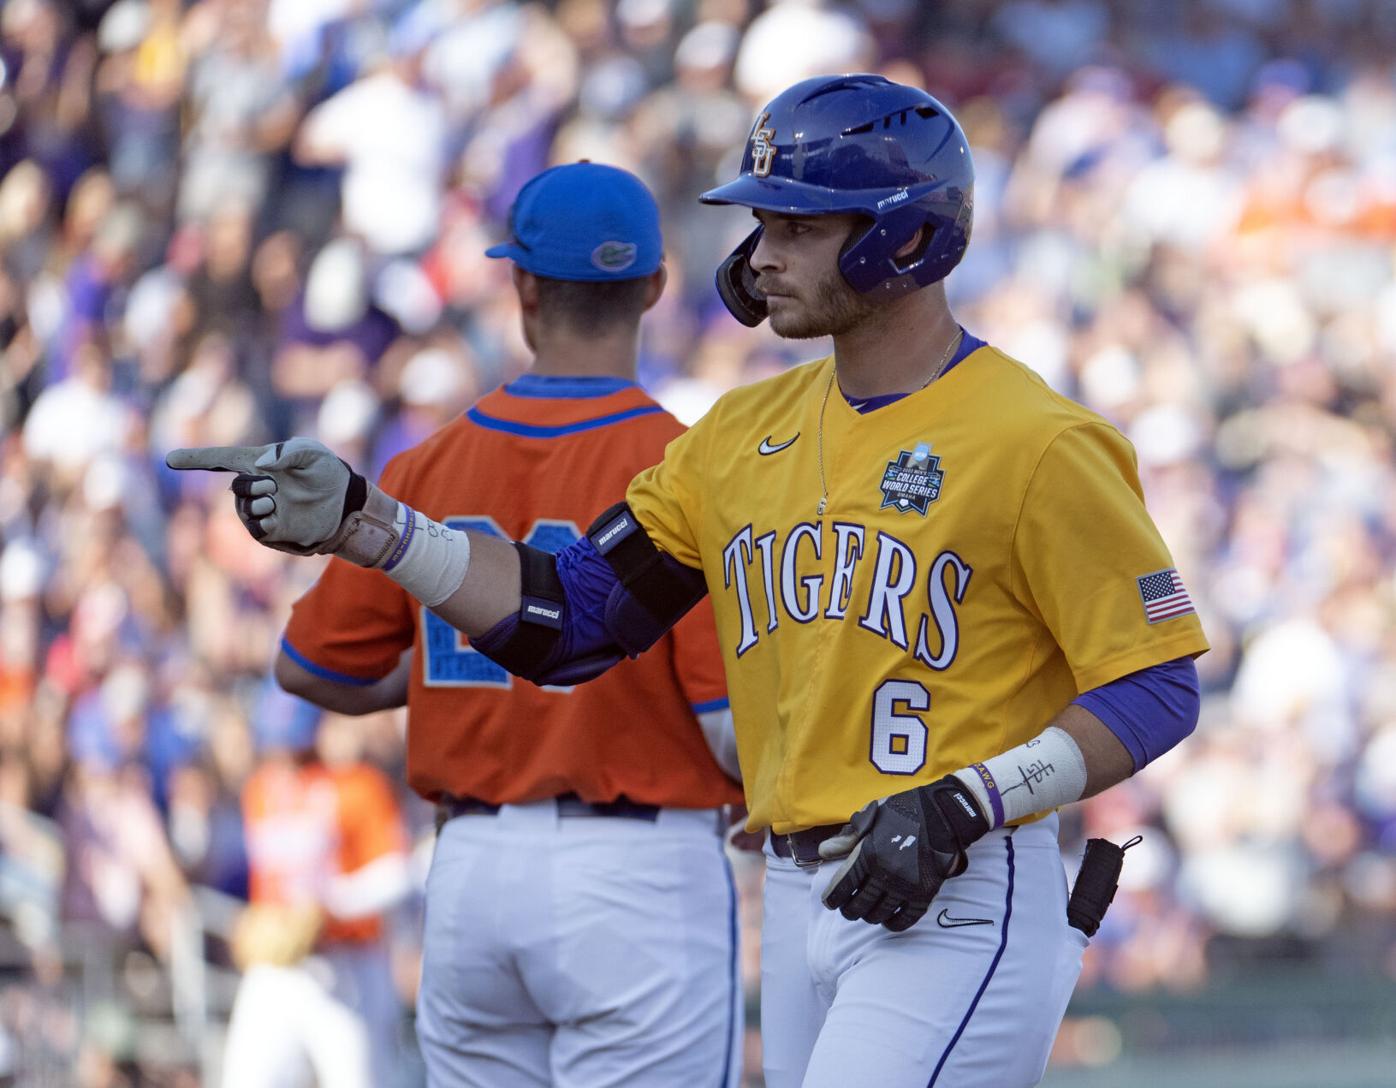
[222,683,409,1088]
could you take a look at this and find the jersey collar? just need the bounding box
[505,374,639,399]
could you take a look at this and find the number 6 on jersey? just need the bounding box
[869,679,929,775]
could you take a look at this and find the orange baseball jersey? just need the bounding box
[242,760,406,944]
[282,374,739,809]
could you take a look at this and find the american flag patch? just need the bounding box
[1137,568,1195,624]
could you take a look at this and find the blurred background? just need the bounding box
[1,0,1395,1084]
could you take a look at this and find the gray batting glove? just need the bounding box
[166,438,402,567]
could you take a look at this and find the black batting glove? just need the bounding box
[819,775,990,931]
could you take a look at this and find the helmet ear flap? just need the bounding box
[839,206,927,294]
[714,226,768,327]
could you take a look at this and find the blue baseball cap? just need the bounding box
[485,162,662,281]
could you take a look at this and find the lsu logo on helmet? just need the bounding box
[750,112,776,178]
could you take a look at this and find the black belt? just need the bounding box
[437,791,661,830]
[769,823,847,868]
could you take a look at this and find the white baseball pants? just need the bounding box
[221,942,399,1088]
[417,800,743,1088]
[760,813,1084,1088]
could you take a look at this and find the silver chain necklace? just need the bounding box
[815,329,962,517]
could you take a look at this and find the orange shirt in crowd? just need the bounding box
[242,759,406,944]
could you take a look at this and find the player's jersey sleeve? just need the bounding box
[281,461,417,682]
[624,405,714,569]
[1011,422,1209,692]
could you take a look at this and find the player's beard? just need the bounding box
[765,266,882,340]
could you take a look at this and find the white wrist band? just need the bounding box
[379,504,472,607]
[955,726,1088,829]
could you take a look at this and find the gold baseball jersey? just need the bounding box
[627,344,1209,833]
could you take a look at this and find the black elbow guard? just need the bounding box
[470,541,567,682]
[586,503,708,654]
[472,504,707,685]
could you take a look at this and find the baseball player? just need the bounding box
[223,683,410,1088]
[170,77,1209,1088]
[264,163,745,1087]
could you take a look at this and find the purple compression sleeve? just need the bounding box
[1073,656,1200,771]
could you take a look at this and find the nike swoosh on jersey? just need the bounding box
[936,908,993,928]
[758,434,799,455]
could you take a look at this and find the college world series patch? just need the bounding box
[880,443,944,515]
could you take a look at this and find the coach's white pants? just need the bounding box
[221,943,399,1088]
[761,813,1084,1088]
[417,801,742,1088]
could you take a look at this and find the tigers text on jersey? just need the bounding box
[283,375,739,810]
[627,346,1209,834]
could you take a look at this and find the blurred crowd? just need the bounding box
[1,0,1395,1083]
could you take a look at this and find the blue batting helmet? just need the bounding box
[700,74,974,326]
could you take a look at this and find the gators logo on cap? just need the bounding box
[591,241,637,273]
[750,112,776,178]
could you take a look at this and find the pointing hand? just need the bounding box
[167,438,399,565]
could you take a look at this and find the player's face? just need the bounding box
[749,212,880,339]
